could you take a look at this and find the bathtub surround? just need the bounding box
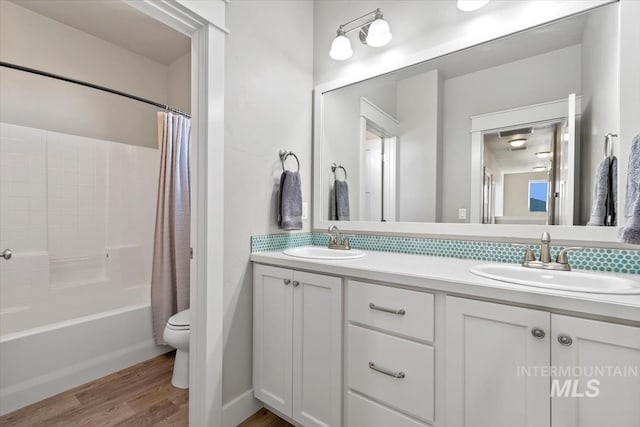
[151,112,191,345]
[251,232,640,275]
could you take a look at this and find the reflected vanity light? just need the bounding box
[508,138,527,148]
[457,0,490,12]
[535,151,552,159]
[329,8,392,61]
[533,165,549,172]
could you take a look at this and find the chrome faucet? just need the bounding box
[512,232,583,271]
[327,225,350,250]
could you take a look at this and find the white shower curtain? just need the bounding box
[151,112,191,345]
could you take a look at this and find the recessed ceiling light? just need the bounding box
[533,166,548,172]
[508,138,527,148]
[457,0,490,12]
[535,151,552,159]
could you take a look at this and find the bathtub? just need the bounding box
[0,247,169,415]
[0,301,169,415]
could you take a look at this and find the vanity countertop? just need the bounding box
[251,247,640,323]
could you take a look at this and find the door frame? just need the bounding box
[124,1,227,425]
[469,96,581,223]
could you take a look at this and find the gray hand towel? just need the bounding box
[588,156,617,226]
[335,179,350,221]
[329,186,337,220]
[278,170,302,230]
[620,134,640,244]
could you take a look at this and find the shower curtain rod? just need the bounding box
[0,61,191,119]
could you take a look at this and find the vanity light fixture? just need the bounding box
[457,0,490,12]
[329,8,392,61]
[535,151,552,159]
[508,138,527,148]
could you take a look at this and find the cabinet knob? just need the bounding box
[292,281,300,287]
[557,334,573,346]
[283,279,291,285]
[531,328,546,339]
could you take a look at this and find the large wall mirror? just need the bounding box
[315,2,625,242]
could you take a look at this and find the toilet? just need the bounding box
[163,309,190,389]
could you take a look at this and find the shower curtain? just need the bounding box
[151,112,191,345]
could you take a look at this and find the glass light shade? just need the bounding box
[330,34,353,60]
[366,18,392,47]
[508,138,527,148]
[457,0,490,12]
[535,151,552,159]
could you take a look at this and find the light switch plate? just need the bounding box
[302,202,309,220]
[458,208,467,220]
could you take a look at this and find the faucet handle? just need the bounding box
[342,236,351,249]
[511,243,536,263]
[556,247,583,266]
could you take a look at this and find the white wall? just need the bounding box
[441,45,582,222]
[579,4,619,225]
[397,70,442,222]
[503,171,549,218]
[223,0,314,406]
[323,80,397,220]
[0,1,187,149]
[168,52,191,115]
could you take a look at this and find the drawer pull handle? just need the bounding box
[368,361,405,379]
[369,303,406,315]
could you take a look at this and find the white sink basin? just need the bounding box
[283,246,365,260]
[470,263,640,294]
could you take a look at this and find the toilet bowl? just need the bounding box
[163,309,190,389]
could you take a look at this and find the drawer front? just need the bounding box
[347,325,434,423]
[347,391,430,427]
[348,280,434,342]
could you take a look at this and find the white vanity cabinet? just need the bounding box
[346,280,435,427]
[445,297,552,427]
[551,315,640,427]
[253,264,343,427]
[445,296,640,427]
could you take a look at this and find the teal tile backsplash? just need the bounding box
[251,232,640,274]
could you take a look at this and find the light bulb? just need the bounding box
[457,0,490,12]
[366,18,392,47]
[330,33,352,60]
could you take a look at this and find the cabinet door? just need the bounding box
[446,296,551,427]
[292,271,342,427]
[253,264,294,416]
[551,315,640,427]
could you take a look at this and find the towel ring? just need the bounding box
[279,150,300,172]
[331,163,347,180]
[604,133,618,159]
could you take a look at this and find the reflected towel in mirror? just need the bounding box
[588,155,617,226]
[620,134,640,244]
[330,179,350,221]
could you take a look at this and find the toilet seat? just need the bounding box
[167,309,190,330]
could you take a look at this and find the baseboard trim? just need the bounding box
[223,389,263,427]
[0,340,169,415]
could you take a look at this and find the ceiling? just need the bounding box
[484,123,558,174]
[10,0,190,65]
